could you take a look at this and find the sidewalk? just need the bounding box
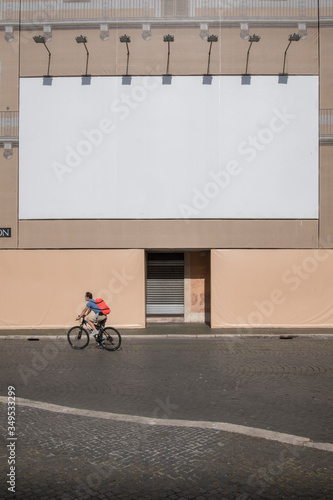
[0,322,333,338]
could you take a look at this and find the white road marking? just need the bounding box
[0,396,332,452]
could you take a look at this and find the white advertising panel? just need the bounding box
[19,76,318,219]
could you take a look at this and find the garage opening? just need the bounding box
[146,253,184,321]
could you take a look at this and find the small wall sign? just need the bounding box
[0,228,11,237]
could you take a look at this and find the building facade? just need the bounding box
[1,0,333,329]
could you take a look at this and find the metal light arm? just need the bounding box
[206,35,218,76]
[82,42,89,76]
[282,34,301,75]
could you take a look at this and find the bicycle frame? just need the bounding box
[82,316,107,331]
[68,315,121,351]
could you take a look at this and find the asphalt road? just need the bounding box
[0,337,332,441]
[0,336,332,499]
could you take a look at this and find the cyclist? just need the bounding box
[76,292,107,337]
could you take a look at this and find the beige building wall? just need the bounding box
[0,36,19,108]
[0,249,145,329]
[0,154,17,249]
[319,145,333,247]
[18,220,318,250]
[0,19,324,253]
[19,26,318,78]
[319,26,333,247]
[0,31,19,249]
[211,249,333,328]
[185,251,210,323]
[1,2,332,329]
[319,26,333,107]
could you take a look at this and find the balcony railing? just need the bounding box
[320,109,333,139]
[1,0,332,24]
[0,111,19,140]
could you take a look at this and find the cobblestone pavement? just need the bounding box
[0,404,332,500]
[0,337,332,441]
[0,337,332,499]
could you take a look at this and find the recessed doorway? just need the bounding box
[146,252,184,322]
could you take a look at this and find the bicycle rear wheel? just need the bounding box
[67,326,89,349]
[99,327,121,351]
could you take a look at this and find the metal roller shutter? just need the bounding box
[146,253,184,315]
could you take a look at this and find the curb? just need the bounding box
[1,334,333,340]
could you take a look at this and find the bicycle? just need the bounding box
[67,316,121,351]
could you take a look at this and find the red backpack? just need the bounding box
[95,298,111,315]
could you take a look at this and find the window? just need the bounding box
[162,0,189,17]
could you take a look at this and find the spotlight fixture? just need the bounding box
[163,34,174,43]
[200,23,209,41]
[282,33,301,75]
[33,34,46,42]
[240,23,250,40]
[43,25,52,42]
[3,142,13,160]
[120,35,131,76]
[142,23,152,41]
[33,35,52,77]
[288,33,301,42]
[245,34,261,75]
[297,23,307,40]
[76,35,87,44]
[249,34,260,43]
[163,34,174,75]
[206,34,218,75]
[120,34,131,44]
[75,35,90,76]
[100,24,109,41]
[4,25,14,43]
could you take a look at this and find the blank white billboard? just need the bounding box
[19,76,318,219]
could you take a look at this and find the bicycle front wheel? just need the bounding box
[67,326,90,349]
[99,327,121,351]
